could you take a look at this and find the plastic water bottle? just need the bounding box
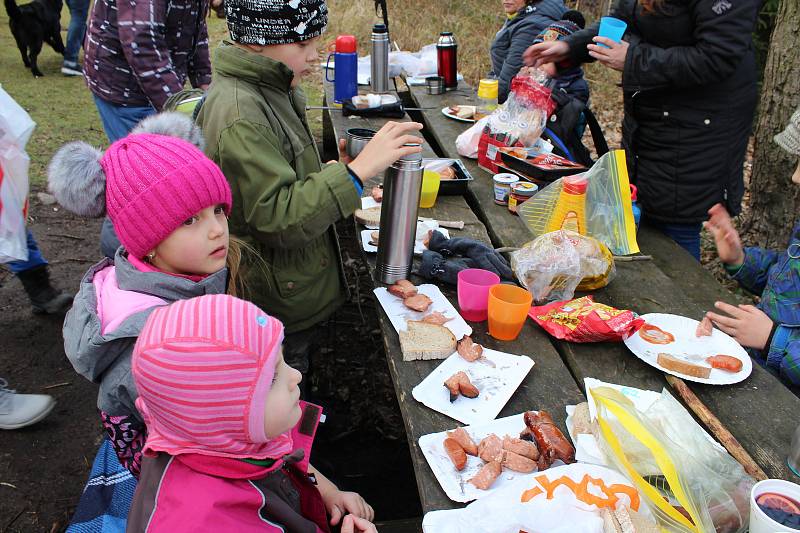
[325,35,358,104]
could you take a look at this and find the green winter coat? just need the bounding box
[197,42,360,333]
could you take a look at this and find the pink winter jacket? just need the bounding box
[127,402,330,533]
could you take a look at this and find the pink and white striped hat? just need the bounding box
[132,294,291,460]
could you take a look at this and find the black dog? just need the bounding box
[4,0,65,77]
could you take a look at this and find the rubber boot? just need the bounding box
[15,265,74,315]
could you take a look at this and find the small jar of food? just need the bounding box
[493,173,518,205]
[508,181,538,215]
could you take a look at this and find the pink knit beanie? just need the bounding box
[132,294,291,460]
[47,112,232,259]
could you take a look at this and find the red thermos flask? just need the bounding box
[437,32,458,90]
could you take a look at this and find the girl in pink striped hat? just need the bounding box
[128,294,377,533]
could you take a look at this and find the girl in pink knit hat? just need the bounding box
[128,294,377,533]
[47,112,248,480]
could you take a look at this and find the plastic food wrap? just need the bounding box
[529,296,643,343]
[591,386,754,533]
[518,150,640,256]
[477,68,555,173]
[511,230,615,304]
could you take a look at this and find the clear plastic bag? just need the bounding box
[518,150,640,256]
[591,386,754,533]
[511,230,615,304]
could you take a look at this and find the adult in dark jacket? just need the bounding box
[523,0,760,259]
[490,0,567,104]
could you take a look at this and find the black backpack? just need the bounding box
[542,88,609,167]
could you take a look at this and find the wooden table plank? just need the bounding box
[406,81,800,481]
[322,80,585,511]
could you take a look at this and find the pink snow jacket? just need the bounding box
[127,402,330,533]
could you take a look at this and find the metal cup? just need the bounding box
[426,76,445,95]
[345,128,376,159]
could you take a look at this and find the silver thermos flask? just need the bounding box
[370,23,390,93]
[376,147,423,284]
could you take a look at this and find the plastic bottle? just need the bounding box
[546,174,588,234]
[325,35,358,104]
[476,78,499,120]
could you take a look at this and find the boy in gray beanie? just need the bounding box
[704,108,800,391]
[196,5,422,505]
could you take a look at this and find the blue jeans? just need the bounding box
[93,95,156,257]
[651,221,703,261]
[63,0,89,65]
[6,230,48,274]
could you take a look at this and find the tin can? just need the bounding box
[508,181,538,214]
[493,173,518,205]
[436,32,458,90]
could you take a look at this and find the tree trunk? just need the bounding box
[741,0,800,249]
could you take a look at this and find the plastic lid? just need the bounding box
[478,79,499,99]
[511,181,538,195]
[563,175,588,194]
[373,23,388,33]
[493,173,519,184]
[440,31,453,36]
[335,35,357,53]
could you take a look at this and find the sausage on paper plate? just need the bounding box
[443,437,467,471]
[523,410,575,470]
[447,427,478,456]
[468,461,502,490]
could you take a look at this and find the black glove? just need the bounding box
[417,250,472,285]
[426,231,515,281]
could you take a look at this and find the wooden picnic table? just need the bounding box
[320,80,584,513]
[405,80,800,483]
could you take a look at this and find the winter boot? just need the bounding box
[0,378,56,429]
[16,265,74,315]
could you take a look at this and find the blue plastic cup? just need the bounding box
[597,17,627,48]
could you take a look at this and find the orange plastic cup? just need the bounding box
[487,284,532,341]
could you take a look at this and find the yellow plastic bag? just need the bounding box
[518,150,639,256]
[591,387,754,533]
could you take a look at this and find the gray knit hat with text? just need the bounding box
[226,0,328,45]
[775,108,800,156]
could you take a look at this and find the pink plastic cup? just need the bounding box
[458,269,501,322]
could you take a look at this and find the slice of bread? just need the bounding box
[355,207,381,226]
[601,506,659,533]
[657,353,711,379]
[571,402,594,436]
[400,321,457,361]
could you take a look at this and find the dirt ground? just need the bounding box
[0,190,421,532]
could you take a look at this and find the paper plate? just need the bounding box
[360,196,380,210]
[441,106,476,123]
[623,313,752,385]
[412,348,534,425]
[419,413,557,503]
[374,284,472,340]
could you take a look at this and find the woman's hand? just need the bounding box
[522,40,570,67]
[348,121,424,180]
[587,37,629,71]
[706,302,774,350]
[341,514,379,533]
[703,203,745,266]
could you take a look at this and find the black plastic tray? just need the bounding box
[498,149,585,183]
[422,158,474,195]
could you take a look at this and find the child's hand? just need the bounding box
[523,40,569,68]
[703,203,744,266]
[540,62,558,77]
[341,514,379,533]
[338,138,353,165]
[706,302,774,350]
[348,121,424,180]
[325,489,375,526]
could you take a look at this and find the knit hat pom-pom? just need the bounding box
[47,141,106,217]
[132,112,206,151]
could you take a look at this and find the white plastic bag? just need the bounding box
[456,116,490,158]
[0,85,35,263]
